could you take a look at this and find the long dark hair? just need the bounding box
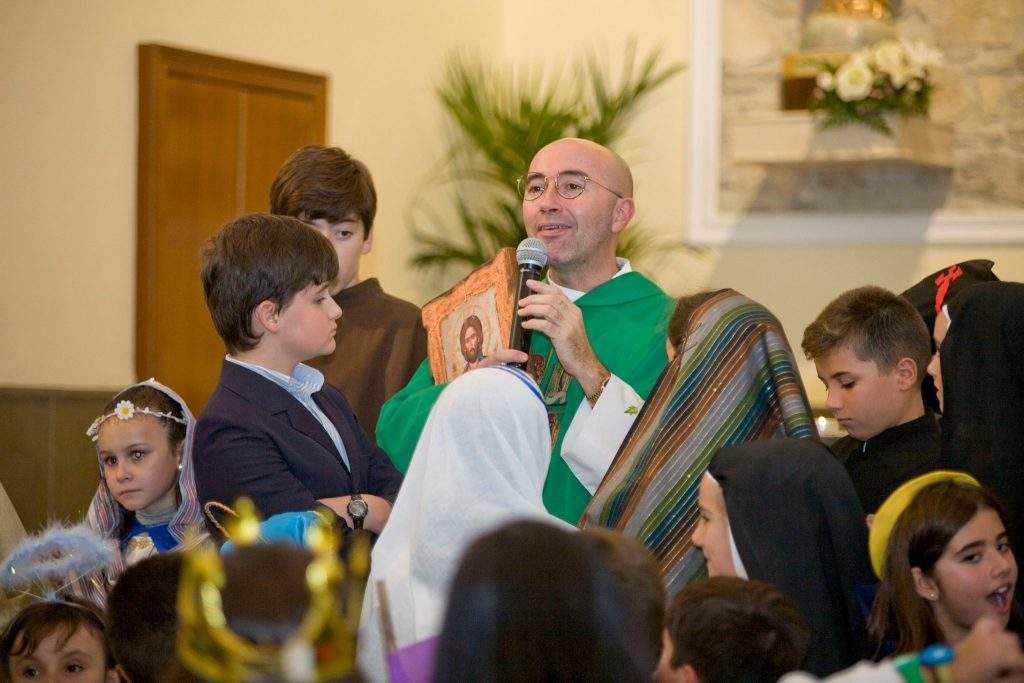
[869,481,1015,654]
[432,521,651,682]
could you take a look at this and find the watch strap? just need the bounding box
[347,493,366,530]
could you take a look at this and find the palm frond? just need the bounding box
[410,39,685,274]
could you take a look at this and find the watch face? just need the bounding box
[347,498,369,518]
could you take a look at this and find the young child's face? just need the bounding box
[275,282,343,364]
[914,508,1017,645]
[7,626,116,683]
[814,345,913,441]
[309,216,372,294]
[692,474,736,577]
[98,414,181,516]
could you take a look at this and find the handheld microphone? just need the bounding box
[508,237,548,369]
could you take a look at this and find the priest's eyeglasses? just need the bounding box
[516,171,624,201]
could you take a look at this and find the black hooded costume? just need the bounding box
[709,439,875,676]
[830,411,941,513]
[940,281,1024,555]
[900,259,999,412]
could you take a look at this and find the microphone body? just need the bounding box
[509,238,548,370]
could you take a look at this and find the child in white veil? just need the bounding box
[357,366,570,681]
[76,378,206,603]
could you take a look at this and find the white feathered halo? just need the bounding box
[0,523,116,625]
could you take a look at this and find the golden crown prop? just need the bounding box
[176,499,370,682]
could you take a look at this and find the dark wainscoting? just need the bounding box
[0,386,118,533]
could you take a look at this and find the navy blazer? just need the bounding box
[194,360,403,532]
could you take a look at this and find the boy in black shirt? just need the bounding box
[802,286,939,513]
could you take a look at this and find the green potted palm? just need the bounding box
[409,41,685,273]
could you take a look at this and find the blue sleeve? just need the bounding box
[219,511,320,554]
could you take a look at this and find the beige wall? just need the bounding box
[0,0,499,388]
[3,0,1023,407]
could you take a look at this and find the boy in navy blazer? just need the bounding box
[194,213,402,538]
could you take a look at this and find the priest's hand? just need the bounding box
[517,279,609,399]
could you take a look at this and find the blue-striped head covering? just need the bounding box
[75,379,205,604]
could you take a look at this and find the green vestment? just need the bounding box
[377,271,673,523]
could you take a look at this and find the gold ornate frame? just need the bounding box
[421,248,518,383]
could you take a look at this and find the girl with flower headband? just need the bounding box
[868,471,1020,656]
[75,379,206,603]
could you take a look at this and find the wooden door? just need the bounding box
[137,44,326,412]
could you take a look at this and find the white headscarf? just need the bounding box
[357,366,570,681]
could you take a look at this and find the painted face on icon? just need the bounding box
[460,316,484,363]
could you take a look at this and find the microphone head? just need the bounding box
[516,237,548,269]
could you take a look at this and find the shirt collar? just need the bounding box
[861,410,936,452]
[225,355,324,398]
[337,277,383,305]
[552,258,632,303]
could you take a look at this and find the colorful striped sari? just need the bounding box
[579,289,815,595]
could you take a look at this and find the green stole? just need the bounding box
[376,271,672,524]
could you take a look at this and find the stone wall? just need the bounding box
[720,0,1024,212]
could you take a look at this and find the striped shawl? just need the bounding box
[579,289,815,595]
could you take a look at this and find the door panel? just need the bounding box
[138,44,327,412]
[243,89,323,212]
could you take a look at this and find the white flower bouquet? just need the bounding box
[809,39,942,135]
